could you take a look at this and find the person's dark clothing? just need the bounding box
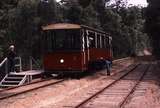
[7,50,16,60]
[106,60,111,76]
[7,50,16,73]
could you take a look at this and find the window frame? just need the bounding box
[44,29,82,53]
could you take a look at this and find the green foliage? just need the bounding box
[80,5,101,28]
[61,0,101,28]
[38,0,57,24]
[101,5,150,57]
[145,0,160,57]
[8,0,57,58]
[65,5,82,23]
[78,0,91,8]
[0,0,150,60]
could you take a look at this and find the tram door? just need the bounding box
[82,29,90,69]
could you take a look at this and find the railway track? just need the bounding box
[113,57,132,64]
[0,57,132,90]
[119,65,150,108]
[0,78,66,100]
[0,57,134,104]
[74,64,150,108]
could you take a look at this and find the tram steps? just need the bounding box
[0,73,27,87]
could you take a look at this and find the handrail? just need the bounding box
[0,58,7,68]
[1,57,22,73]
[15,57,22,72]
[19,75,27,85]
[30,56,41,70]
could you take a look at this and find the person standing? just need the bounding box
[7,45,16,73]
[106,60,111,76]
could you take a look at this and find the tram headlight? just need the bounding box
[60,59,64,63]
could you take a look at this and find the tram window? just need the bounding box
[105,37,110,48]
[54,29,81,50]
[97,34,100,48]
[70,30,81,49]
[45,31,53,52]
[103,36,106,48]
[88,31,96,48]
[89,37,95,48]
[101,36,105,48]
[44,29,81,52]
[54,30,65,49]
[83,30,88,49]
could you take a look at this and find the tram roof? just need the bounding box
[42,23,81,30]
[42,23,109,35]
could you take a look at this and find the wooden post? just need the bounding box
[5,59,8,74]
[19,57,22,72]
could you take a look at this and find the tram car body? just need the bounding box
[42,23,112,74]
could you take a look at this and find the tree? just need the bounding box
[38,0,57,25]
[0,0,19,46]
[0,0,150,61]
[65,5,82,23]
[145,0,160,57]
[78,0,91,8]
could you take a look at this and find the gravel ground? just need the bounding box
[0,59,134,108]
[50,63,142,108]
[123,63,160,108]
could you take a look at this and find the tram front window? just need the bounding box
[44,29,81,52]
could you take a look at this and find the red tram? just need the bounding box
[42,23,112,75]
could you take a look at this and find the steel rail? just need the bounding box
[0,57,132,92]
[119,64,150,108]
[75,63,140,108]
[113,57,132,63]
[0,57,133,101]
[0,79,66,100]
